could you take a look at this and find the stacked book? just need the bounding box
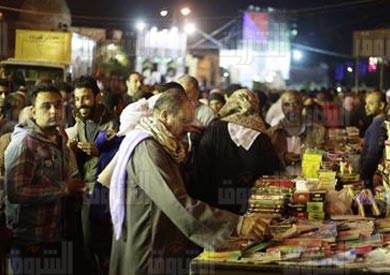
[375,218,390,233]
[328,128,347,144]
[248,177,294,218]
[331,215,378,254]
[264,221,337,261]
[375,219,390,246]
[336,220,375,241]
[346,127,360,144]
[291,190,327,221]
[327,127,359,145]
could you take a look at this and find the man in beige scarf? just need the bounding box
[109,86,271,275]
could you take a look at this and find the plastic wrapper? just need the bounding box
[352,189,384,217]
[366,247,390,263]
[326,189,353,215]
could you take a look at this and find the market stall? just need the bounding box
[190,126,390,275]
[190,259,377,275]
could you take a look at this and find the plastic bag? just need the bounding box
[326,189,354,215]
[352,189,385,217]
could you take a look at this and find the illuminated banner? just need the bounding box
[135,27,187,81]
[15,29,72,64]
[243,12,269,42]
[220,11,290,87]
[136,27,187,61]
[353,29,390,58]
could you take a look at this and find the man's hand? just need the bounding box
[105,129,117,140]
[284,152,301,165]
[77,142,99,157]
[373,173,383,188]
[68,138,78,151]
[66,179,87,196]
[237,214,271,241]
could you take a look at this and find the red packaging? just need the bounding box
[293,192,310,204]
[293,212,308,220]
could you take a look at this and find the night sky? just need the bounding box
[2,0,390,64]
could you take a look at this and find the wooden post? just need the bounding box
[354,55,359,93]
[380,58,384,91]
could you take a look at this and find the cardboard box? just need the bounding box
[293,192,310,204]
[290,204,307,213]
[309,191,327,202]
[306,202,325,213]
[294,212,309,220]
[308,212,325,221]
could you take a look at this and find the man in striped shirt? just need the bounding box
[5,83,84,275]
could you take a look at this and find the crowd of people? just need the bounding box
[0,72,388,275]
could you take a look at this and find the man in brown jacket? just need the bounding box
[267,90,326,171]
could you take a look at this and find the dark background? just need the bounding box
[2,0,390,65]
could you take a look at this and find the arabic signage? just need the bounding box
[353,29,390,59]
[15,29,71,64]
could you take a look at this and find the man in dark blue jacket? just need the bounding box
[360,91,387,191]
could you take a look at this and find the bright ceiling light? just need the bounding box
[160,9,168,17]
[180,7,191,16]
[184,23,196,35]
[135,21,146,31]
[291,29,298,36]
[292,49,303,61]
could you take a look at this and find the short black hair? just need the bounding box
[102,92,123,110]
[128,71,142,79]
[56,82,73,94]
[74,76,99,95]
[30,83,61,106]
[225,84,243,97]
[161,82,185,93]
[5,92,26,109]
[0,78,9,88]
[153,88,188,116]
[209,92,225,104]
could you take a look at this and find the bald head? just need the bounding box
[153,88,195,140]
[367,91,386,103]
[281,90,302,103]
[281,90,303,122]
[177,75,200,103]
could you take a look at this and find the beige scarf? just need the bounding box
[137,117,187,163]
[218,89,266,133]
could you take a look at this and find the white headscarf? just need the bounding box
[97,93,162,187]
[116,94,162,136]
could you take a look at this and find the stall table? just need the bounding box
[190,258,390,275]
